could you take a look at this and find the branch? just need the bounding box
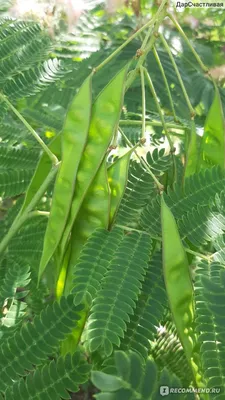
[0,163,60,256]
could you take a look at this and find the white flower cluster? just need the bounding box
[8,0,126,34]
[9,0,85,33]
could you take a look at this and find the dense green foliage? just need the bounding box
[1,1,225,399]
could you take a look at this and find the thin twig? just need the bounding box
[28,210,50,218]
[115,224,212,261]
[119,119,185,130]
[119,127,164,191]
[140,66,146,139]
[152,46,177,121]
[0,93,58,165]
[159,34,195,117]
[125,0,168,90]
[94,17,156,72]
[143,67,177,182]
[167,13,208,73]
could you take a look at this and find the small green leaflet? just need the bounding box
[201,86,225,169]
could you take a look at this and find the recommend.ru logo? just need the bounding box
[160,386,169,396]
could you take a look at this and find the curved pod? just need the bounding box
[39,75,92,280]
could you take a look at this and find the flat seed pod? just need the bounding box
[38,74,92,280]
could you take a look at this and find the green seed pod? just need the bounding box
[38,75,92,280]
